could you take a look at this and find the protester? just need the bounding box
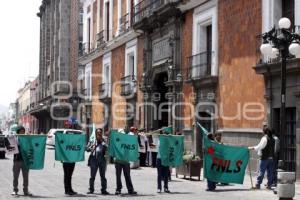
[114,127,137,195]
[206,133,217,191]
[129,127,141,169]
[248,127,275,189]
[86,128,109,195]
[138,129,147,167]
[11,125,32,196]
[213,132,229,186]
[62,130,78,195]
[156,130,170,193]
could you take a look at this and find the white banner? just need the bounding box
[6,135,19,155]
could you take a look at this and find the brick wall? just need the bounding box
[92,56,105,125]
[111,45,126,128]
[181,10,194,130]
[218,0,266,129]
[70,0,80,91]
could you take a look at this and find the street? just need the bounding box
[1,148,296,200]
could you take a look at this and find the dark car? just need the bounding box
[0,134,6,159]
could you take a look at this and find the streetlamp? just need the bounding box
[260,17,300,197]
[260,18,300,165]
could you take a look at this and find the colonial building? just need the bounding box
[32,0,83,133]
[17,81,37,133]
[254,0,300,178]
[48,0,300,179]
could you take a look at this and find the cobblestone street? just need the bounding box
[1,148,298,200]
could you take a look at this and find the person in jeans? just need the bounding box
[156,130,170,193]
[114,127,137,195]
[11,125,32,196]
[249,127,275,189]
[86,128,109,195]
[206,133,217,191]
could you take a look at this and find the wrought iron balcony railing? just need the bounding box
[133,0,181,24]
[187,51,213,80]
[119,13,131,35]
[121,75,137,96]
[98,83,111,100]
[96,30,105,48]
[79,42,96,56]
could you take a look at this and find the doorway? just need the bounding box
[153,72,169,129]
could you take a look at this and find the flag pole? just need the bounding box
[248,152,254,189]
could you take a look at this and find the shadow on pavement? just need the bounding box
[167,192,194,195]
[213,188,254,192]
[120,194,156,197]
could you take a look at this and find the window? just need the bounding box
[106,2,110,41]
[102,52,112,97]
[124,39,137,94]
[192,2,218,77]
[87,18,91,51]
[273,108,296,171]
[282,0,294,26]
[85,63,92,100]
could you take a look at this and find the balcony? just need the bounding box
[96,30,106,49]
[98,83,111,102]
[186,51,218,88]
[133,0,181,30]
[120,75,137,97]
[119,13,131,35]
[79,42,96,56]
[81,88,92,102]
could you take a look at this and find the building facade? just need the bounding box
[32,0,83,133]
[254,0,300,178]
[31,0,300,179]
[17,81,37,133]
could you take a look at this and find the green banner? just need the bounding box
[198,123,249,184]
[108,130,138,162]
[18,135,47,170]
[55,133,86,162]
[159,135,184,167]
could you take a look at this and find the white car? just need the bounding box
[46,129,84,146]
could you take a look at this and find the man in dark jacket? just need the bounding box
[86,128,109,195]
[249,127,275,189]
[11,125,32,196]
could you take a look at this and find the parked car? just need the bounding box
[0,134,6,159]
[46,129,84,146]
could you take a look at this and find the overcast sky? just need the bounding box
[0,1,41,107]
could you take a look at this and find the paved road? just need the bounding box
[0,148,298,200]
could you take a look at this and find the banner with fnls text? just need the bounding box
[198,123,249,184]
[55,133,86,162]
[108,130,139,162]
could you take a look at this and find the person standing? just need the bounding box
[156,130,170,193]
[248,127,275,189]
[271,129,280,186]
[11,125,32,196]
[206,133,217,191]
[86,128,109,195]
[114,127,137,195]
[62,128,78,196]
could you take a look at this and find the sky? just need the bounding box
[0,0,41,107]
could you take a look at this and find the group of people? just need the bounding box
[6,125,174,197]
[6,122,280,196]
[205,122,280,191]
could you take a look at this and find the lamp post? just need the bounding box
[260,18,300,165]
[260,18,300,200]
